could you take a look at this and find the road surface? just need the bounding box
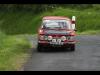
[24,35,100,71]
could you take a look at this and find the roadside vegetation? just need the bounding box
[0,4,100,70]
[0,6,100,34]
[0,31,31,71]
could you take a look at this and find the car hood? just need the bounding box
[44,29,71,35]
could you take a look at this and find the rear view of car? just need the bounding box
[37,16,76,52]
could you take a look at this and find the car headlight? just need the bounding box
[61,36,66,41]
[68,36,75,40]
[39,35,44,40]
[48,36,52,40]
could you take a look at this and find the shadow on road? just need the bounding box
[32,47,74,53]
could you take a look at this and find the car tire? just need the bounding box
[70,44,75,51]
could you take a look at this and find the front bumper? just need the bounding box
[38,40,76,48]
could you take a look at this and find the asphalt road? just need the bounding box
[24,35,100,71]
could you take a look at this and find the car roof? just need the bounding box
[43,16,71,20]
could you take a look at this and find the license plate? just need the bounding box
[50,39,63,45]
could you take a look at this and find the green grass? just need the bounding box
[0,31,31,71]
[77,30,100,35]
[0,11,41,34]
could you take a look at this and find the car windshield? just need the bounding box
[42,20,71,29]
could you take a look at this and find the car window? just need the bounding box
[42,20,71,29]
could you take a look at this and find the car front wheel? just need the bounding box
[70,44,75,51]
[37,44,43,52]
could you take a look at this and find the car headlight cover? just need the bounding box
[61,36,66,41]
[39,35,44,40]
[68,36,75,40]
[48,36,52,40]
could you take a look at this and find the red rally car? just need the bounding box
[37,16,77,52]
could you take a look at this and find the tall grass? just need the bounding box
[0,11,41,34]
[0,31,31,71]
[0,31,7,49]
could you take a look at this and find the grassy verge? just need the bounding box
[77,30,100,35]
[0,32,31,71]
